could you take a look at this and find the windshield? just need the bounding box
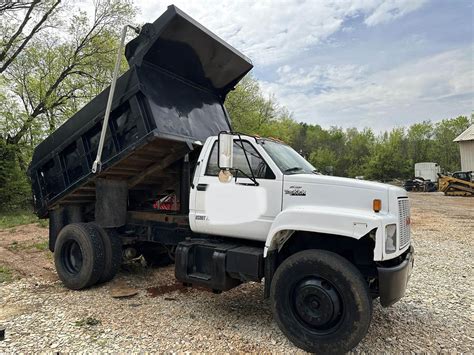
[260,140,317,175]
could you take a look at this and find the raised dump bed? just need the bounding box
[28,5,253,218]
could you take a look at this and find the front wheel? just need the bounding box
[271,249,372,354]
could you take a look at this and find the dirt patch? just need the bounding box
[0,224,56,281]
[147,282,212,297]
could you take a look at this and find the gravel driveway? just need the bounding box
[0,192,473,352]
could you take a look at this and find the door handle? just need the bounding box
[196,183,208,191]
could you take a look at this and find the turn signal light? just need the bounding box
[373,199,382,212]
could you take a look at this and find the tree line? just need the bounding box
[227,76,471,180]
[0,1,471,210]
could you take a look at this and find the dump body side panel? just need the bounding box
[28,65,232,217]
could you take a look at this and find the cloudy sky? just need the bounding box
[112,1,472,130]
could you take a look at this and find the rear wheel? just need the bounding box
[54,223,105,290]
[89,223,122,283]
[271,249,372,354]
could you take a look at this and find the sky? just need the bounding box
[88,0,473,131]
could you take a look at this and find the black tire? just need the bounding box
[89,223,122,283]
[54,223,105,290]
[271,249,372,354]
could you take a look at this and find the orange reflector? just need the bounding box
[373,199,382,212]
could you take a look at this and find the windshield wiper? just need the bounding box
[284,167,304,173]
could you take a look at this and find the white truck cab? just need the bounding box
[190,134,412,262]
[184,133,414,352]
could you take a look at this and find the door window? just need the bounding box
[205,141,275,179]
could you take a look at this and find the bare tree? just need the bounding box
[0,0,62,73]
[4,0,136,146]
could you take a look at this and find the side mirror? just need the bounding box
[218,132,233,183]
[218,132,233,169]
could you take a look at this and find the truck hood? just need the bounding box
[282,174,407,215]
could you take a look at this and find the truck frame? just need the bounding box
[28,5,414,353]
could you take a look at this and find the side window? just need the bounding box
[205,140,275,179]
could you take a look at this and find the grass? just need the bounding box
[8,239,49,253]
[32,240,49,251]
[0,210,47,229]
[0,265,13,283]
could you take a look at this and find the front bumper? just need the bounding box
[377,245,414,307]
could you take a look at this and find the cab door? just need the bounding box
[190,138,282,241]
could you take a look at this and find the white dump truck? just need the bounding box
[28,5,414,353]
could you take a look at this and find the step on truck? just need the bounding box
[28,5,414,353]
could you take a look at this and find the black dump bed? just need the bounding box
[28,5,253,217]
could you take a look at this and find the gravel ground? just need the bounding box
[0,192,473,353]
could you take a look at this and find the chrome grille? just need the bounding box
[398,198,411,249]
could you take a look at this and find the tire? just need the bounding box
[54,223,105,290]
[271,249,372,354]
[89,223,122,283]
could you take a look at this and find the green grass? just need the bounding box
[32,240,49,251]
[0,265,13,283]
[0,210,47,229]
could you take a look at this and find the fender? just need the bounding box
[264,206,387,260]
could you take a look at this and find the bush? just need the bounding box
[0,141,32,211]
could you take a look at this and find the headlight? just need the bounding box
[385,224,397,254]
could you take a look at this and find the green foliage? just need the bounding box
[0,141,31,210]
[32,240,49,251]
[0,210,39,229]
[0,0,137,210]
[0,265,13,283]
[227,76,470,180]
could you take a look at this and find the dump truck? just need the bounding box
[27,5,414,353]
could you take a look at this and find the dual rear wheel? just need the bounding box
[54,223,122,290]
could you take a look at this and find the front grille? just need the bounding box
[398,198,411,249]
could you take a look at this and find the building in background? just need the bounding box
[454,125,474,171]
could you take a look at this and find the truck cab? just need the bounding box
[191,134,412,262]
[179,133,414,352]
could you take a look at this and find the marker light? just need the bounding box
[373,199,382,212]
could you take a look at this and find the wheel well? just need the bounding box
[277,230,377,272]
[263,230,378,299]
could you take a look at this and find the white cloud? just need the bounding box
[260,47,473,130]
[134,0,428,66]
[72,0,470,131]
[364,0,428,26]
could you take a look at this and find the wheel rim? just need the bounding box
[62,240,83,275]
[291,277,344,333]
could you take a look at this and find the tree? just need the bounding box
[3,1,136,147]
[0,0,136,210]
[364,128,411,180]
[226,75,295,142]
[0,0,62,73]
[345,128,375,177]
[431,116,470,172]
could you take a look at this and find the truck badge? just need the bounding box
[284,186,306,196]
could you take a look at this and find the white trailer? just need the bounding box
[414,162,441,181]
